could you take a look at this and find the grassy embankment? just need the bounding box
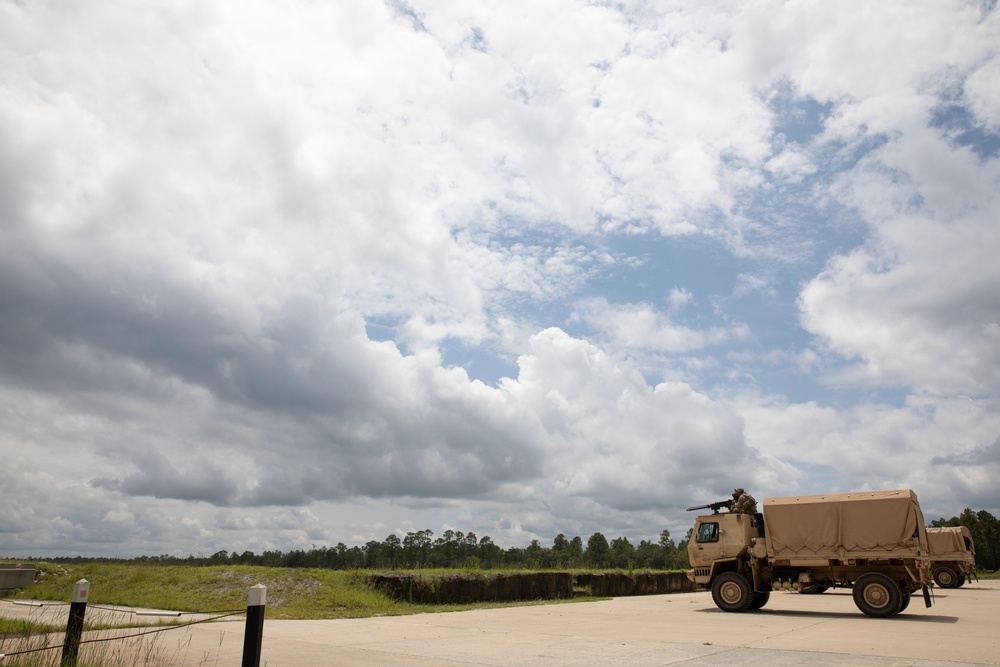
[9,561,997,628]
[2,562,598,665]
[2,561,994,665]
[3,561,591,627]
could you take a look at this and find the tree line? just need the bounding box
[43,529,693,571]
[207,528,692,571]
[27,507,1000,573]
[929,508,1000,571]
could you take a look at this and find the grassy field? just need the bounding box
[11,561,997,620]
[5,562,591,622]
[3,562,601,665]
[2,562,994,666]
[0,562,418,665]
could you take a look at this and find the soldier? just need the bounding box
[731,487,757,514]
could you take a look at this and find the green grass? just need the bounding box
[9,562,596,621]
[0,563,686,665]
[0,617,62,635]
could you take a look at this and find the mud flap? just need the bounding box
[922,585,932,608]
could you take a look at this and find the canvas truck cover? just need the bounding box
[763,489,928,558]
[927,526,975,558]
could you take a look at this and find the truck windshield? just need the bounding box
[697,522,719,543]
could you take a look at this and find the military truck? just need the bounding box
[686,489,934,617]
[926,526,976,588]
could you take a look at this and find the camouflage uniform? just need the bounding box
[731,487,757,514]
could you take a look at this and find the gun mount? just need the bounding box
[685,499,733,513]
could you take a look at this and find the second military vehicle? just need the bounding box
[926,526,976,588]
[687,489,934,617]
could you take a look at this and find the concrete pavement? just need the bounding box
[4,580,998,665]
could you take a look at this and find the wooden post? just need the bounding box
[61,579,89,667]
[241,584,266,667]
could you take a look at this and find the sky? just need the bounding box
[1,0,999,558]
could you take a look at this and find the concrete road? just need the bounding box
[4,580,998,666]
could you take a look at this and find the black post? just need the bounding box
[241,584,267,667]
[61,579,90,667]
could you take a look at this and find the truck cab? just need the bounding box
[688,512,760,587]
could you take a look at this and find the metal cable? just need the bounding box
[0,609,245,660]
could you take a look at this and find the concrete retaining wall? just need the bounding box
[576,572,695,597]
[371,572,574,604]
[370,571,694,603]
[0,564,36,591]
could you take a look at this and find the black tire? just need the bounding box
[853,573,902,618]
[799,584,829,594]
[712,572,753,612]
[747,589,770,610]
[956,576,966,588]
[933,566,958,588]
[897,591,911,613]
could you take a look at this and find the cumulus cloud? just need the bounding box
[736,393,1000,520]
[2,0,999,556]
[571,297,747,353]
[799,150,1000,395]
[965,57,1000,133]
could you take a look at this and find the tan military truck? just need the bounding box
[686,489,934,617]
[926,526,976,588]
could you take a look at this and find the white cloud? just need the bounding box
[733,0,994,131]
[668,287,694,310]
[800,137,1000,394]
[572,297,747,353]
[765,146,817,183]
[736,392,1000,519]
[965,56,1000,132]
[2,0,999,557]
[501,328,765,508]
[733,273,775,298]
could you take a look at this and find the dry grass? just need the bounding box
[0,623,199,667]
[13,562,594,621]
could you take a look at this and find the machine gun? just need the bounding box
[685,499,733,513]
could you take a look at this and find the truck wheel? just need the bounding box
[747,590,770,610]
[712,572,753,612]
[897,591,911,613]
[799,584,828,594]
[853,573,902,618]
[933,566,958,588]
[955,576,966,588]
